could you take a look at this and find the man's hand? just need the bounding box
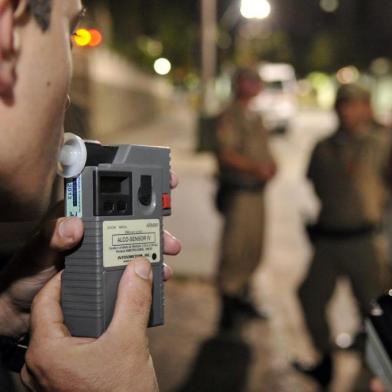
[370,378,386,392]
[0,216,84,337]
[21,258,159,392]
[254,161,278,182]
[0,219,180,338]
[0,172,181,337]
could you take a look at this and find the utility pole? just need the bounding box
[201,0,217,114]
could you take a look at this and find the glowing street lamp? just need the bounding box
[89,29,103,47]
[320,0,339,13]
[73,28,103,48]
[73,28,92,47]
[154,58,172,76]
[240,0,271,19]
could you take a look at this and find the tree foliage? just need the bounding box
[85,0,199,74]
[84,0,392,76]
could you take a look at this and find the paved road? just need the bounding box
[97,101,371,391]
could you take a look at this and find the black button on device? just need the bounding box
[138,175,152,206]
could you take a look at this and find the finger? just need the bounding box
[104,258,152,343]
[163,230,181,255]
[30,272,70,340]
[163,263,173,281]
[4,217,84,280]
[170,171,179,189]
[29,217,84,271]
[369,378,386,392]
[46,217,84,252]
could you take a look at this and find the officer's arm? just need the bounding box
[217,148,266,177]
[216,116,273,180]
[307,144,322,197]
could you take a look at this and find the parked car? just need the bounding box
[252,63,298,133]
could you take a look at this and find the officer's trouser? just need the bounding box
[217,190,264,296]
[298,234,384,355]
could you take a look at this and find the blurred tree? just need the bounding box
[83,0,392,76]
[306,31,338,72]
[84,0,199,78]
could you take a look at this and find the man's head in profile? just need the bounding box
[0,0,84,220]
[334,83,371,134]
[232,67,263,101]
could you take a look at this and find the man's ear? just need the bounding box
[0,0,15,95]
[0,0,27,96]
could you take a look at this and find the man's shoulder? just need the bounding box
[312,132,338,155]
[216,104,235,124]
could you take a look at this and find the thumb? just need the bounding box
[0,217,84,291]
[104,258,153,342]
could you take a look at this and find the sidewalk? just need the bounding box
[149,279,362,392]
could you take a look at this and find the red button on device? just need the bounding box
[162,193,171,209]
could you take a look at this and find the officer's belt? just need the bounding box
[217,179,265,192]
[307,223,380,240]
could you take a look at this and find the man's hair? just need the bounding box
[334,84,370,112]
[28,0,52,31]
[232,67,262,96]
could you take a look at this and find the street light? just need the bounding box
[320,0,339,13]
[240,0,271,19]
[73,29,92,47]
[154,58,172,76]
[73,28,103,48]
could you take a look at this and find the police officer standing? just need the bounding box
[295,84,391,388]
[215,68,277,331]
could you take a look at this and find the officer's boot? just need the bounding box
[218,294,239,332]
[293,353,333,389]
[218,293,268,333]
[236,286,269,320]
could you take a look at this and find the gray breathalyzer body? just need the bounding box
[60,140,171,338]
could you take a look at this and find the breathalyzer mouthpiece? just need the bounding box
[57,132,87,178]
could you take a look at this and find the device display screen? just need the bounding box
[100,176,126,193]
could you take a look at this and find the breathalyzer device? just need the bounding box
[57,133,171,338]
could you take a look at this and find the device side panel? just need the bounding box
[61,218,104,338]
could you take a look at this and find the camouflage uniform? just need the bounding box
[299,127,391,354]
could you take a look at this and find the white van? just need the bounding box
[252,62,298,132]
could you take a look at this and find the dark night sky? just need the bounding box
[89,0,392,73]
[273,0,392,69]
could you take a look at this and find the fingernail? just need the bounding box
[59,219,75,240]
[134,258,152,280]
[167,231,178,241]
